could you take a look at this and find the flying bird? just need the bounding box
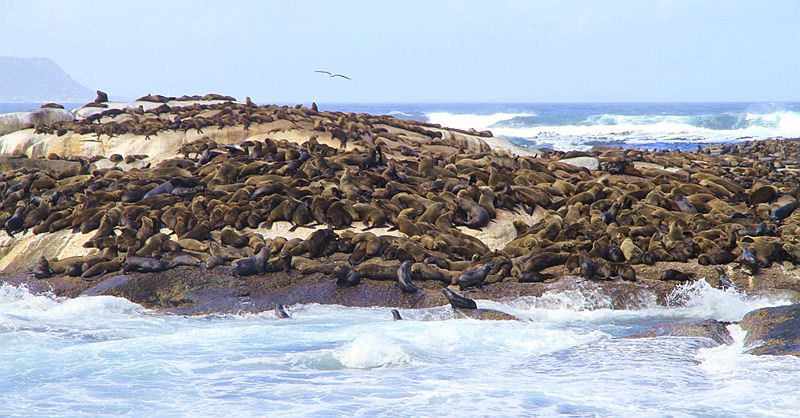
[315,70,351,80]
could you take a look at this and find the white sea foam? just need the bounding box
[425,110,800,151]
[1,284,799,417]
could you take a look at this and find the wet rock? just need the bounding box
[740,304,800,356]
[453,308,518,321]
[629,319,733,346]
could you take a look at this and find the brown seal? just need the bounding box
[94,90,109,103]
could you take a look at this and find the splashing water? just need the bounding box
[0,282,797,417]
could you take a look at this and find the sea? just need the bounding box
[3,102,800,417]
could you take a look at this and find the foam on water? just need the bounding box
[422,106,800,151]
[0,282,798,417]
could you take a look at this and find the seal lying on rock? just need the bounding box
[232,246,270,276]
[442,288,478,310]
[122,255,166,273]
[660,269,695,282]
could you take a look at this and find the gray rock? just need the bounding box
[0,108,74,136]
[559,156,599,171]
[740,304,800,356]
[629,319,733,346]
[454,308,518,321]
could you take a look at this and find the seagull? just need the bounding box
[315,70,351,80]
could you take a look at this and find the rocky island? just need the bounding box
[1,94,799,355]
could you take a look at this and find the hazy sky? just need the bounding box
[2,0,798,102]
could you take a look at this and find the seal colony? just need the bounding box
[2,94,800,314]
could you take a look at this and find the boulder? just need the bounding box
[0,108,74,136]
[629,319,733,346]
[453,308,518,321]
[559,156,599,171]
[740,304,800,356]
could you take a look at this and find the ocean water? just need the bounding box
[319,102,800,151]
[5,101,800,151]
[1,281,798,417]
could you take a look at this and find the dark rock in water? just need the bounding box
[453,308,518,321]
[391,309,402,320]
[740,304,800,356]
[629,319,733,346]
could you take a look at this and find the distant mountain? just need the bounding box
[0,57,93,103]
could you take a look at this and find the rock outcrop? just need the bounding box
[740,304,800,356]
[2,96,800,315]
[629,319,734,346]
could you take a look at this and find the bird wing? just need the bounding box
[331,74,352,80]
[315,70,333,76]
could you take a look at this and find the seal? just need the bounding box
[442,288,478,310]
[4,206,25,237]
[274,304,291,319]
[232,246,270,276]
[660,269,695,282]
[716,267,734,290]
[122,255,166,273]
[580,258,598,280]
[391,309,402,320]
[423,256,450,270]
[396,260,419,293]
[335,265,362,287]
[458,262,494,290]
[456,197,490,229]
[94,90,109,103]
[740,247,760,275]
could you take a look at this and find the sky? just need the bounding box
[1,0,798,103]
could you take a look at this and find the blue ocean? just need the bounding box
[2,281,798,417]
[3,102,800,417]
[321,102,800,151]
